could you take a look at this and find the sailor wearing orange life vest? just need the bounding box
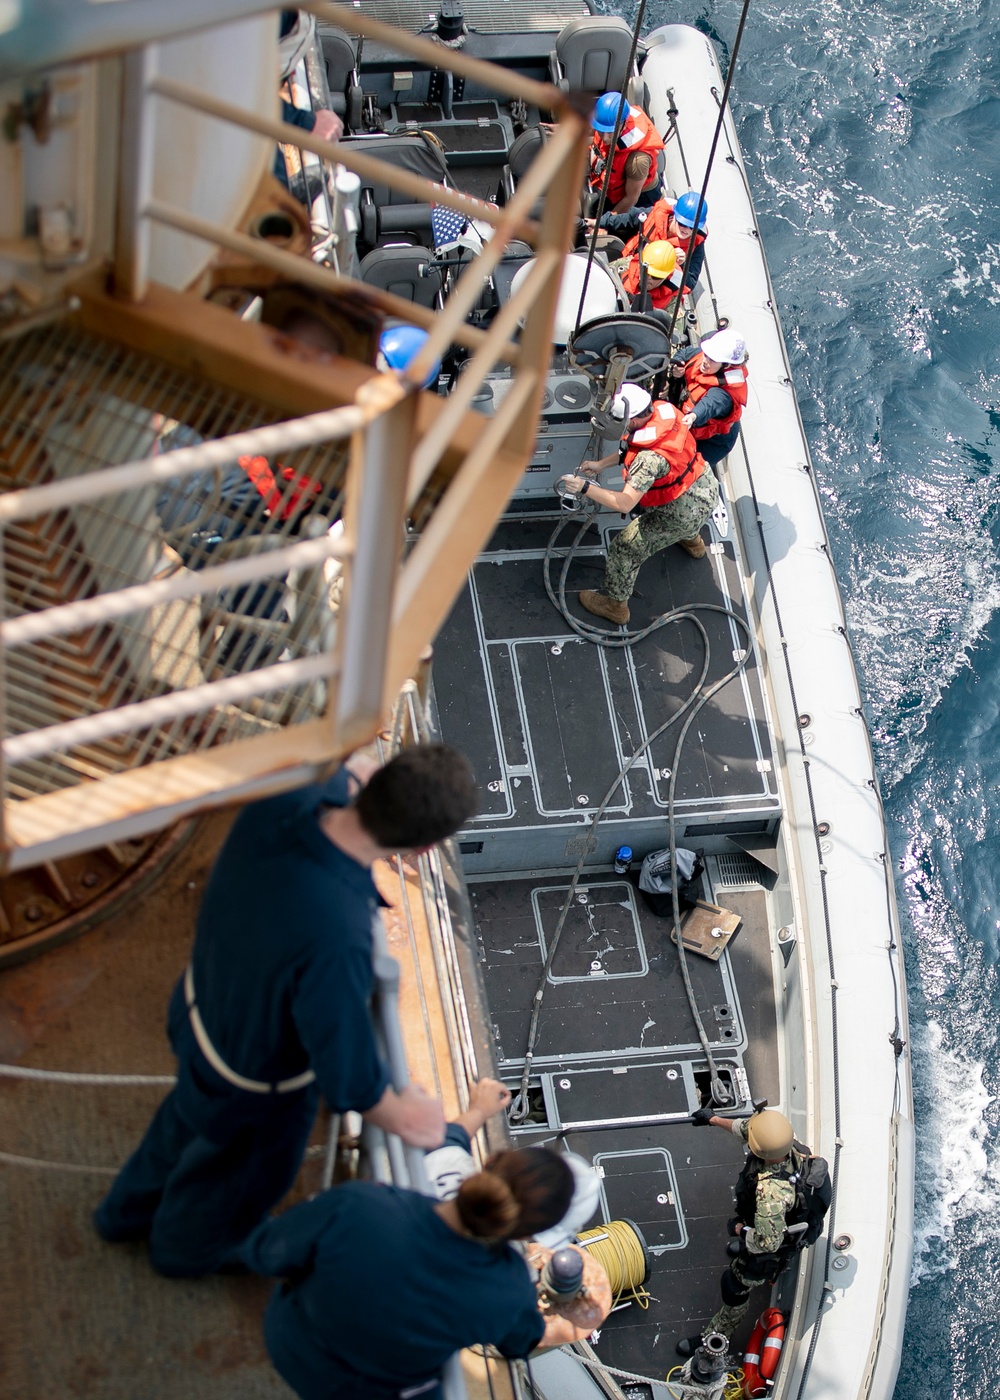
[558,385,719,627]
[613,190,709,289]
[618,240,683,313]
[670,328,749,469]
[588,92,664,217]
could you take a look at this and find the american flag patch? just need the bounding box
[431,204,468,248]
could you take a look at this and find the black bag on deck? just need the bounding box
[638,846,704,917]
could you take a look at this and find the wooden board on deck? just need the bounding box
[671,900,742,962]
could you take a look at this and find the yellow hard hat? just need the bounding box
[746,1109,794,1162]
[640,240,677,279]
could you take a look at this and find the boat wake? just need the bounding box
[910,1019,1000,1287]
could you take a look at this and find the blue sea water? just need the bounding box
[638,1,1000,1394]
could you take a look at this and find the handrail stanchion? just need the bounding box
[369,911,468,1400]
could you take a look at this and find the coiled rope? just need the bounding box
[566,1348,745,1395]
[508,506,750,1122]
[578,1220,650,1309]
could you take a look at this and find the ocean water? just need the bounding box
[638,1,1000,1394]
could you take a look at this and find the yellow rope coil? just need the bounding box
[577,1219,650,1309]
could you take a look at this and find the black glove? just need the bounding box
[690,1105,713,1126]
[727,1216,742,1237]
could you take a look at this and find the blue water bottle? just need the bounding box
[614,845,632,876]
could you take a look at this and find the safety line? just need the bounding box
[0,1064,175,1086]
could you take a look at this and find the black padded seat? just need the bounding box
[492,240,536,305]
[341,132,452,250]
[316,23,362,127]
[358,247,444,307]
[549,17,643,95]
[500,126,548,211]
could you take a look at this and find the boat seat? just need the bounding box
[499,125,548,209]
[358,246,444,307]
[341,132,453,250]
[549,17,646,100]
[316,23,363,129]
[492,239,536,305]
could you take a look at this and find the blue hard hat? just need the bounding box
[378,324,441,387]
[673,190,708,230]
[592,92,628,133]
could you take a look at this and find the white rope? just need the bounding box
[0,1150,118,1175]
[0,1137,326,1180]
[564,1350,676,1388]
[0,1064,175,1086]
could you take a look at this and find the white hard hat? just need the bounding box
[611,384,653,421]
[700,328,746,365]
[532,1152,602,1248]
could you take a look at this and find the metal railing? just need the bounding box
[0,4,591,871]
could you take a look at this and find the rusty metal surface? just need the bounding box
[0,822,195,967]
[0,810,311,1399]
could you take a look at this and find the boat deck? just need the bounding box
[433,490,786,1379]
[436,499,780,875]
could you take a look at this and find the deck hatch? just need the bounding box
[594,1148,688,1253]
[548,1061,690,1128]
[533,880,647,982]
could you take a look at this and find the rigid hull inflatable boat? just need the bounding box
[0,4,912,1397]
[355,16,917,1400]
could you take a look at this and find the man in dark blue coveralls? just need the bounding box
[94,743,478,1277]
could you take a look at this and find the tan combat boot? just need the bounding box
[677,535,707,558]
[579,590,630,624]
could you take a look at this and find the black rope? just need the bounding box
[479,1346,497,1400]
[523,1353,540,1400]
[663,0,752,349]
[508,508,751,1122]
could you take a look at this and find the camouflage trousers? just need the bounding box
[604,469,719,602]
[707,1254,772,1340]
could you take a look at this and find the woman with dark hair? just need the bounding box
[238,1148,575,1400]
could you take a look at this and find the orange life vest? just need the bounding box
[681,351,749,439]
[239,455,324,521]
[589,107,664,207]
[620,199,708,269]
[623,402,705,506]
[619,254,682,309]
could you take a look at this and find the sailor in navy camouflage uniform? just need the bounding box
[677,1108,828,1355]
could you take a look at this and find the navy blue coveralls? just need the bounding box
[239,1180,546,1400]
[94,770,391,1276]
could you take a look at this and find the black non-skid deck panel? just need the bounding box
[496,882,779,1375]
[470,873,745,1067]
[549,1062,690,1128]
[434,506,778,836]
[717,887,781,1108]
[555,1122,761,1377]
[432,493,784,1376]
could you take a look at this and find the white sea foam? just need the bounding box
[910,1020,1000,1285]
